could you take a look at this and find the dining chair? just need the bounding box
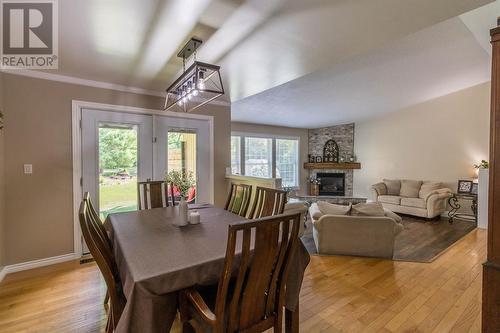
[138,180,174,209]
[248,186,288,219]
[224,183,252,217]
[179,212,302,333]
[79,194,126,333]
[84,193,113,305]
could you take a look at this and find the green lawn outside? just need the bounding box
[99,180,137,218]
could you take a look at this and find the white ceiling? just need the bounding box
[23,0,498,127]
[231,17,491,128]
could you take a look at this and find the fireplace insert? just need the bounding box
[317,172,345,196]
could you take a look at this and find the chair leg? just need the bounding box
[178,291,195,333]
[274,308,283,333]
[285,304,299,333]
[106,311,113,333]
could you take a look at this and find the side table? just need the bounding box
[447,193,477,224]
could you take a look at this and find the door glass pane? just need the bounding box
[98,124,138,218]
[245,137,272,178]
[231,136,241,174]
[276,139,299,187]
[168,131,197,201]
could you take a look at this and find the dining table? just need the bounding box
[104,203,310,333]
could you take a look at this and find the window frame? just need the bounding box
[231,131,301,189]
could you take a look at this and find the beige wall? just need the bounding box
[3,73,230,265]
[231,122,309,195]
[353,82,490,198]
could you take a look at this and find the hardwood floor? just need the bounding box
[0,229,486,332]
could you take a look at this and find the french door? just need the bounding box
[81,109,153,219]
[80,108,212,254]
[154,116,211,204]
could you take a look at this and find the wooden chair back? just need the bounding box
[215,213,301,332]
[138,180,173,210]
[79,194,125,330]
[84,193,113,251]
[248,187,287,219]
[224,183,252,217]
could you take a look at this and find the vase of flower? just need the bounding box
[166,169,196,227]
[178,197,189,226]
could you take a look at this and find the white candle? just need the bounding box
[189,211,200,224]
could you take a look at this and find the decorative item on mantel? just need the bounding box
[164,37,224,113]
[166,169,196,226]
[323,139,339,163]
[308,176,321,196]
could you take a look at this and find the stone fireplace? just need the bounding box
[318,173,345,196]
[308,123,355,197]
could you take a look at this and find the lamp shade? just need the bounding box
[164,61,224,112]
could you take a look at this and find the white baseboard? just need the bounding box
[0,253,79,283]
[0,266,6,283]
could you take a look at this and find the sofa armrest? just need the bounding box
[384,208,402,223]
[426,189,452,218]
[393,221,404,235]
[309,203,322,222]
[371,182,387,197]
[424,188,452,202]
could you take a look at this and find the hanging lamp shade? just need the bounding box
[164,38,224,112]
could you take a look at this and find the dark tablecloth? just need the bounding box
[105,205,310,333]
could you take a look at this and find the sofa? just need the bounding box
[309,202,404,258]
[283,201,309,237]
[371,179,452,219]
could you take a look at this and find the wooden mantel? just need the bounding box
[303,162,361,170]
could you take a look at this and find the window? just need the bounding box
[276,139,299,187]
[245,137,273,178]
[230,136,241,174]
[230,133,300,187]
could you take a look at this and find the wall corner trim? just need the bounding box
[0,253,78,283]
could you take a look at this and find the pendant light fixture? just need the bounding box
[164,37,224,112]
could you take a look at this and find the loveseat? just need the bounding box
[371,179,452,219]
[309,202,404,258]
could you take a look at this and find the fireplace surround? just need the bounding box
[318,172,345,196]
[308,123,355,196]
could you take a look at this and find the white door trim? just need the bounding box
[71,100,215,258]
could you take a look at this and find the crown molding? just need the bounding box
[0,69,166,97]
[0,69,231,106]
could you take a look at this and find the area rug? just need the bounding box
[301,216,476,263]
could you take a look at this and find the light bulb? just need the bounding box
[182,96,187,103]
[192,89,199,96]
[188,93,192,100]
[198,80,205,89]
[178,100,183,106]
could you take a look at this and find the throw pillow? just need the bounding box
[383,179,401,195]
[419,182,442,199]
[351,202,385,217]
[400,180,423,198]
[316,201,351,216]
